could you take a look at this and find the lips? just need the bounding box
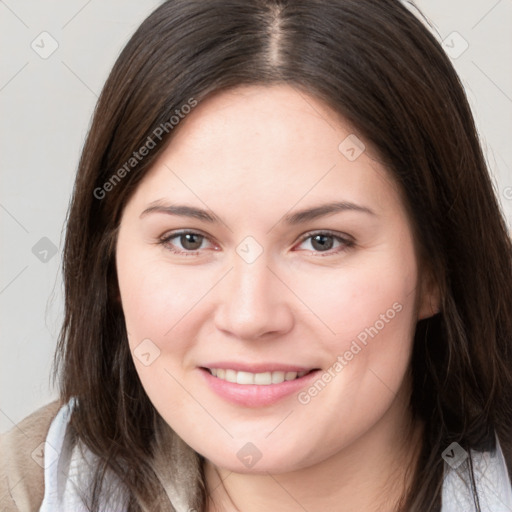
[199,363,321,407]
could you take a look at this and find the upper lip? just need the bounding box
[201,362,320,373]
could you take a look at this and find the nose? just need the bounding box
[213,254,294,341]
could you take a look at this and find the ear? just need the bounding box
[417,268,441,321]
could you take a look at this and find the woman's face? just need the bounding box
[116,84,437,473]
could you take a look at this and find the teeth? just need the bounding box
[271,371,285,384]
[225,369,237,383]
[237,371,256,384]
[208,368,309,385]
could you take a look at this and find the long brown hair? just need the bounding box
[53,0,512,510]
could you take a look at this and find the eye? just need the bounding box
[295,231,353,255]
[157,229,353,256]
[158,231,215,255]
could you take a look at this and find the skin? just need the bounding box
[115,84,439,511]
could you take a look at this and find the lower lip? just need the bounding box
[200,368,321,407]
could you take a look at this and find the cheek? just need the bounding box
[293,248,419,424]
[292,252,418,350]
[291,248,419,413]
[116,249,212,411]
[117,250,213,347]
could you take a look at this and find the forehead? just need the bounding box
[126,84,403,222]
[166,84,374,165]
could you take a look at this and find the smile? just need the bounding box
[200,366,321,407]
[207,368,310,385]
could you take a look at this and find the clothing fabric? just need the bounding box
[37,398,192,512]
[39,400,512,512]
[0,400,61,512]
[38,398,126,512]
[442,435,512,511]
[2,399,512,511]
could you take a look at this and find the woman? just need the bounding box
[1,0,511,511]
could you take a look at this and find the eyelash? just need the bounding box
[157,230,354,257]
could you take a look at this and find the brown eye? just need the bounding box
[295,231,353,255]
[179,233,204,250]
[310,234,334,251]
[159,231,213,254]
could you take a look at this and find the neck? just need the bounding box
[205,391,423,512]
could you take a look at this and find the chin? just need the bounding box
[202,444,315,475]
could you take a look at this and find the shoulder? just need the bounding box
[0,400,63,512]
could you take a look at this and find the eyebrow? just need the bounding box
[282,201,375,224]
[139,200,375,224]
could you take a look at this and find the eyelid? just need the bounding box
[158,228,354,255]
[296,229,353,245]
[159,228,212,241]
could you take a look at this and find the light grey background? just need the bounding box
[1,0,511,433]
